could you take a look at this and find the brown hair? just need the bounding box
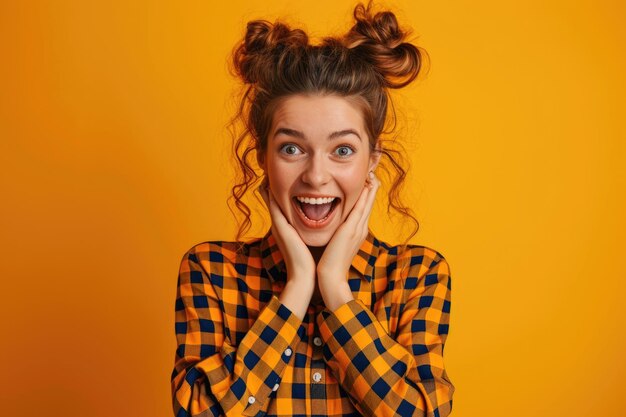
[227,1,428,243]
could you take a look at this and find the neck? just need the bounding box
[308,245,325,305]
[308,245,326,264]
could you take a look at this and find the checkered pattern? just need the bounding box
[172,231,455,416]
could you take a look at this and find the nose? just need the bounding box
[300,154,331,187]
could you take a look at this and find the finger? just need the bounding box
[347,172,377,224]
[365,172,380,210]
[259,184,288,231]
[338,188,368,234]
[357,173,380,231]
[267,188,293,230]
[258,183,283,223]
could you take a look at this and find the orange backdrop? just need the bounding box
[1,1,625,416]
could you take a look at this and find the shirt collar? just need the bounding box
[260,229,379,284]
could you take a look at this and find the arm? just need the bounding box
[171,246,303,417]
[316,254,455,417]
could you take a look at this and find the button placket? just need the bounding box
[310,357,325,385]
[312,327,324,360]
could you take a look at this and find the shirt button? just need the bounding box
[313,337,322,347]
[248,395,256,404]
[312,372,322,383]
[284,348,292,357]
[272,383,280,392]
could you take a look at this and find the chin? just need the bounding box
[297,229,333,247]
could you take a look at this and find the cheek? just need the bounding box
[336,168,368,207]
[267,162,296,202]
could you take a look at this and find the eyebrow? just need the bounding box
[273,127,362,141]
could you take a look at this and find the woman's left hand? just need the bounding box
[317,172,380,311]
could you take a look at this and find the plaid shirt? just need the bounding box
[172,231,455,417]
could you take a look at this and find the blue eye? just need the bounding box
[280,144,302,155]
[335,146,354,157]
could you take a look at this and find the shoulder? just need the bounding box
[374,239,452,288]
[377,240,449,271]
[178,238,264,273]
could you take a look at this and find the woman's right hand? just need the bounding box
[258,183,315,317]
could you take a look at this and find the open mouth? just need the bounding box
[292,196,340,225]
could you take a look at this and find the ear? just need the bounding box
[368,140,382,172]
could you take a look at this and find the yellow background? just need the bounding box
[1,0,624,416]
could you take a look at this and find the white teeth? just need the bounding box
[296,196,336,205]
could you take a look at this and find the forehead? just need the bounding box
[270,94,366,133]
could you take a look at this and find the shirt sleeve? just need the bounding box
[316,255,455,417]
[171,247,303,417]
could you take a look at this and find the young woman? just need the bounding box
[172,2,455,416]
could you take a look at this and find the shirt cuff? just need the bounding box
[316,299,385,382]
[316,298,380,348]
[316,299,426,415]
[197,295,302,416]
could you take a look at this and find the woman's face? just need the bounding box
[259,94,380,247]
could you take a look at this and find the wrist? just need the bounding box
[316,265,348,284]
[280,280,314,320]
[286,265,315,288]
[287,262,315,282]
[283,277,314,296]
[320,281,353,312]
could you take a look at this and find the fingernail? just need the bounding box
[369,171,374,180]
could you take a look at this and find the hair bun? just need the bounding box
[232,20,308,85]
[355,7,403,48]
[344,2,425,88]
